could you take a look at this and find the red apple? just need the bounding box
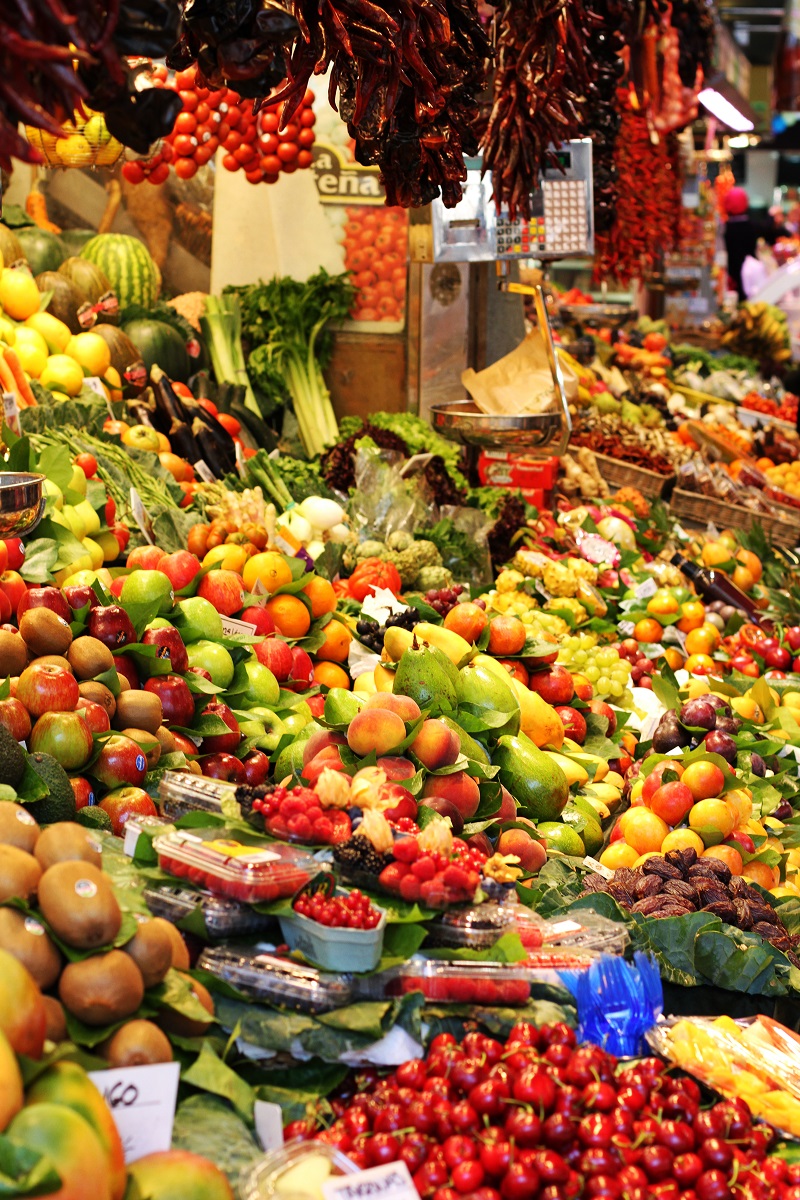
[0,698,31,742]
[113,525,130,555]
[198,752,246,783]
[555,706,587,743]
[587,698,617,735]
[70,776,95,810]
[172,731,199,757]
[158,551,201,593]
[254,637,293,681]
[17,586,71,623]
[110,578,125,599]
[188,666,212,682]
[88,605,136,650]
[200,702,241,754]
[99,786,157,836]
[77,699,111,735]
[141,626,189,675]
[0,572,26,614]
[93,735,148,788]
[241,607,275,636]
[197,570,245,617]
[528,665,575,706]
[306,695,325,718]
[571,674,593,702]
[786,626,800,652]
[17,664,79,717]
[4,539,24,571]
[114,655,140,690]
[29,710,93,770]
[143,676,195,728]
[62,585,99,614]
[242,749,270,786]
[286,646,314,692]
[126,546,166,571]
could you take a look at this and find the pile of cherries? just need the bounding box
[287,1023,796,1200]
[617,637,657,691]
[293,885,382,930]
[122,63,315,186]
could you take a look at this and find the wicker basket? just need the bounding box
[669,488,800,548]
[593,453,676,499]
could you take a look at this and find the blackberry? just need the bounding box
[333,836,392,877]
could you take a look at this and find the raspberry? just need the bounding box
[399,873,422,902]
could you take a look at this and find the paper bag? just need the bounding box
[462,331,577,415]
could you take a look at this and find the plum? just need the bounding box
[652,712,691,754]
[703,729,737,765]
[679,699,717,731]
[750,753,766,778]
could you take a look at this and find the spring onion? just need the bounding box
[200,293,260,416]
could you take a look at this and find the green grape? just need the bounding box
[608,680,623,697]
[597,675,611,693]
[584,666,600,683]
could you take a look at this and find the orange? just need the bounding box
[732,564,754,592]
[684,652,716,675]
[703,844,743,875]
[663,647,685,671]
[302,576,337,618]
[265,594,311,638]
[599,842,639,870]
[661,828,705,856]
[736,548,762,583]
[677,599,706,633]
[633,617,663,643]
[243,551,293,595]
[646,590,679,616]
[685,625,719,656]
[313,662,351,689]
[619,808,669,855]
[742,860,780,888]
[315,618,352,663]
[702,541,733,568]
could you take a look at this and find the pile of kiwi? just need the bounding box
[0,809,215,1067]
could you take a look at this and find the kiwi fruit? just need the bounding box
[160,973,214,1037]
[68,636,115,681]
[59,950,144,1025]
[0,845,41,902]
[78,681,115,718]
[19,609,73,657]
[38,861,121,949]
[155,726,176,754]
[34,822,103,871]
[0,631,29,677]
[42,996,67,1044]
[123,918,173,988]
[0,802,40,852]
[0,907,62,988]
[28,655,73,674]
[114,691,162,734]
[120,728,161,770]
[116,674,131,693]
[101,1019,172,1067]
[151,918,190,970]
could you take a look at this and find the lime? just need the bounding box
[536,822,585,857]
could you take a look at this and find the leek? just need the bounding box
[200,294,260,416]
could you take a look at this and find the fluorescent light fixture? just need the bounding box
[728,133,751,147]
[698,74,758,133]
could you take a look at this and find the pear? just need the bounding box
[393,644,458,716]
[457,660,520,736]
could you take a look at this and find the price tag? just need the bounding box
[88,1062,180,1162]
[220,615,258,637]
[254,1101,284,1151]
[130,488,155,545]
[2,392,20,436]
[193,460,216,484]
[323,1162,418,1200]
[235,441,247,479]
[83,376,116,418]
[635,577,658,600]
[618,620,636,637]
[582,856,614,880]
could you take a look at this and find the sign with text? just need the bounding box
[89,1062,180,1162]
[323,1161,418,1200]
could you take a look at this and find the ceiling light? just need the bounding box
[699,86,754,132]
[728,133,751,147]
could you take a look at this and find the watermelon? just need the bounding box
[122,318,191,383]
[0,224,23,268]
[59,229,95,256]
[93,325,147,396]
[81,234,160,309]
[16,228,66,275]
[35,272,84,334]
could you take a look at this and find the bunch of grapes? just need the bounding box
[617,637,656,690]
[558,635,632,700]
[425,585,469,618]
[355,607,421,653]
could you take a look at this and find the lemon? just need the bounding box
[82,536,104,571]
[105,365,123,402]
[74,499,100,536]
[12,328,48,378]
[54,134,94,167]
[65,332,111,378]
[94,140,123,167]
[82,114,111,148]
[0,318,16,346]
[69,465,87,497]
[0,268,41,321]
[25,312,71,354]
[40,354,84,398]
[42,480,63,511]
[96,531,121,562]
[61,506,86,541]
[54,556,93,587]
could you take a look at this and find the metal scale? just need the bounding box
[408,140,594,465]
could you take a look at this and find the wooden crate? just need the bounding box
[669,488,800,548]
[593,452,676,499]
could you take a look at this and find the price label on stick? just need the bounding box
[193,460,216,483]
[2,392,20,436]
[130,488,155,545]
[220,615,258,637]
[323,1162,418,1200]
[89,1062,180,1162]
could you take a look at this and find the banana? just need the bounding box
[382,626,415,662]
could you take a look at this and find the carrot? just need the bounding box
[0,351,19,404]
[3,349,36,408]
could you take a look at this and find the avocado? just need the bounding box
[26,753,76,825]
[75,807,113,833]
[393,644,458,716]
[493,734,569,821]
[0,725,26,788]
[457,660,521,736]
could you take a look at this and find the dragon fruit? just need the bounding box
[575,529,620,568]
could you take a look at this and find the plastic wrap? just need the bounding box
[198,945,354,1014]
[157,772,238,821]
[241,1140,358,1200]
[143,884,277,940]
[362,957,532,1005]
[154,830,317,904]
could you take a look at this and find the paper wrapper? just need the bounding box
[462,331,577,416]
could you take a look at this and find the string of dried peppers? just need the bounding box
[580,0,635,234]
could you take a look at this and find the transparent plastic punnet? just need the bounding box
[364,956,532,1006]
[143,884,278,939]
[425,904,515,950]
[241,1139,358,1200]
[517,909,630,956]
[157,771,238,821]
[153,829,317,904]
[197,945,354,1014]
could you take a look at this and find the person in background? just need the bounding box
[723,187,784,300]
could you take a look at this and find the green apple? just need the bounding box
[187,640,234,688]
[242,661,280,708]
[243,708,287,751]
[176,596,223,642]
[283,709,313,736]
[121,569,174,615]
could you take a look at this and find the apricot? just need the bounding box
[362,693,421,722]
[422,771,481,820]
[619,808,669,855]
[496,828,547,873]
[487,616,526,657]
[703,844,743,875]
[742,860,780,888]
[410,719,461,771]
[347,708,406,758]
[443,602,488,643]
[642,759,684,804]
[688,798,736,846]
[682,760,726,801]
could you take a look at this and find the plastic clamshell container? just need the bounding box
[365,956,532,1006]
[153,829,317,905]
[143,884,278,940]
[122,813,173,858]
[278,907,386,972]
[241,1139,358,1200]
[426,904,515,950]
[157,771,238,821]
[198,945,354,1014]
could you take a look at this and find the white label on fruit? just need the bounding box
[15,809,35,825]
[130,488,155,545]
[220,616,258,637]
[582,856,614,880]
[254,1100,284,1151]
[361,587,408,621]
[75,879,98,898]
[635,578,657,600]
[193,459,216,483]
[89,1062,180,1162]
[24,918,45,937]
[618,620,636,637]
[323,1161,418,1200]
[2,391,20,436]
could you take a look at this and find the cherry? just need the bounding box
[578,1113,614,1148]
[673,1152,704,1186]
[367,1133,400,1165]
[513,1069,557,1110]
[555,1086,584,1118]
[699,1138,734,1171]
[469,1079,510,1118]
[480,1139,513,1178]
[396,1059,426,1090]
[534,1149,570,1184]
[544,1043,573,1068]
[542,1113,576,1149]
[399,1133,430,1173]
[641,1144,675,1180]
[507,1022,541,1048]
[657,1121,695,1154]
[584,1176,622,1198]
[449,1102,479,1133]
[617,1085,648,1112]
[582,1081,618,1112]
[695,1169,732,1200]
[504,1107,541,1147]
[500,1163,540,1200]
[578,1147,619,1177]
[693,1110,727,1141]
[374,1104,405,1133]
[452,1160,484,1193]
[443,1136,477,1169]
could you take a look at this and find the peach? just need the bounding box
[422,771,480,820]
[497,828,547,873]
[572,673,593,701]
[302,730,347,768]
[497,784,517,821]
[443,602,488,643]
[347,708,406,758]
[362,693,421,722]
[487,616,527,657]
[410,719,461,771]
[377,756,417,781]
[303,746,346,786]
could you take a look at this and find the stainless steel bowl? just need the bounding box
[430,400,566,454]
[0,473,45,537]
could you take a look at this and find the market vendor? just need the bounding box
[724,187,785,301]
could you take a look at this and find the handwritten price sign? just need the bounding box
[89,1062,181,1162]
